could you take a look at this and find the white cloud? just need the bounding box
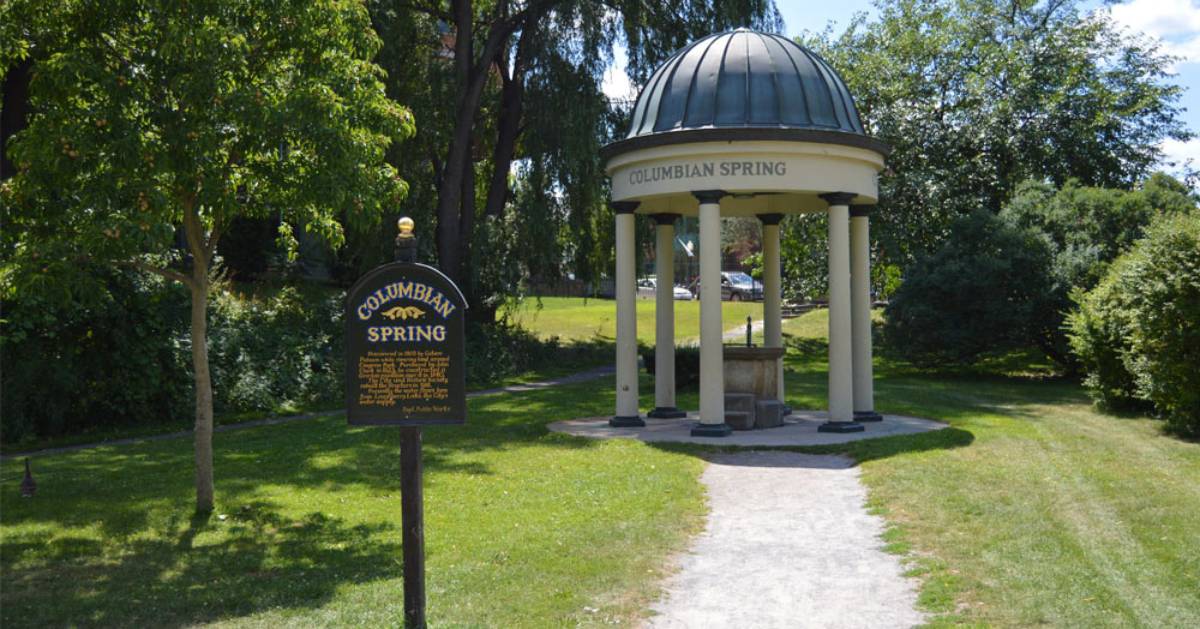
[1161,137,1200,168]
[1108,0,1200,66]
[1111,0,1200,38]
[601,43,637,103]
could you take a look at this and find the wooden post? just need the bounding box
[396,219,425,627]
[348,216,467,628]
[400,426,426,628]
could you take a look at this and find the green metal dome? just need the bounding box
[605,28,886,158]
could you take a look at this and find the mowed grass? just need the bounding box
[3,308,1198,627]
[765,310,1200,627]
[504,296,762,343]
[0,381,706,627]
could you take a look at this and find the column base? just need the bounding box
[818,421,865,433]
[854,410,884,422]
[648,406,688,419]
[610,415,645,428]
[690,423,733,437]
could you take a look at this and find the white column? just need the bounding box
[693,191,730,436]
[759,214,785,404]
[851,207,882,421]
[611,202,642,427]
[650,214,686,418]
[820,193,861,432]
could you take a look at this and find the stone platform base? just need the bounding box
[549,410,947,447]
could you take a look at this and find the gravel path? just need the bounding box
[647,451,925,629]
[722,318,765,343]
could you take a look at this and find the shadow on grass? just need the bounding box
[0,375,638,626]
[1,500,401,628]
[642,428,976,468]
[0,376,615,536]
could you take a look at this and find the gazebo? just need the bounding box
[600,28,890,437]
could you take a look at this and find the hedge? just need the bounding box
[1068,212,1200,437]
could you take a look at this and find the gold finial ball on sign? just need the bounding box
[397,216,415,236]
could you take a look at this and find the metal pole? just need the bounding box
[400,426,426,628]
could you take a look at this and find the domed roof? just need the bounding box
[605,28,886,159]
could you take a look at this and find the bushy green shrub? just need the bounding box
[997,175,1196,366]
[642,345,701,389]
[883,211,1062,366]
[1070,213,1200,437]
[1,270,192,443]
[1066,264,1142,411]
[2,272,612,444]
[207,285,345,414]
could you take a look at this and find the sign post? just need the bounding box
[346,217,467,628]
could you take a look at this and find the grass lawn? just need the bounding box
[0,381,707,627]
[2,309,1197,627]
[768,311,1200,627]
[504,296,762,343]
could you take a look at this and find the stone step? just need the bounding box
[724,392,756,414]
[755,399,785,429]
[725,411,755,431]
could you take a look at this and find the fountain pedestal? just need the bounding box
[722,347,786,429]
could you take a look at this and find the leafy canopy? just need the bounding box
[885,172,1195,368]
[882,210,1060,366]
[364,1,781,309]
[802,0,1190,267]
[2,0,414,289]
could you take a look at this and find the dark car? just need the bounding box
[689,272,763,301]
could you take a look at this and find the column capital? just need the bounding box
[756,213,785,226]
[651,213,681,226]
[611,201,639,215]
[819,192,856,206]
[692,189,727,204]
[850,205,874,217]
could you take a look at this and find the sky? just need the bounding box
[602,0,1200,171]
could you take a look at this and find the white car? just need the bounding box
[637,278,693,300]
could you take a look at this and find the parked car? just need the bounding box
[637,277,693,300]
[689,272,763,301]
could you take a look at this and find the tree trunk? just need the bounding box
[437,0,477,285]
[190,262,215,513]
[483,73,523,219]
[437,0,529,287]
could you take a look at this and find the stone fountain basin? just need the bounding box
[723,346,784,399]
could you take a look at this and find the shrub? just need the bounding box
[1070,213,1200,437]
[0,270,192,443]
[1066,265,1143,411]
[206,284,345,415]
[997,174,1195,366]
[642,345,701,389]
[883,211,1062,366]
[2,272,611,443]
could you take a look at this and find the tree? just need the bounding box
[882,210,1060,365]
[1,0,413,512]
[884,173,1194,368]
[1000,173,1195,361]
[801,0,1191,269]
[779,213,829,301]
[368,1,781,319]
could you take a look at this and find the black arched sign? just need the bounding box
[345,262,467,425]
